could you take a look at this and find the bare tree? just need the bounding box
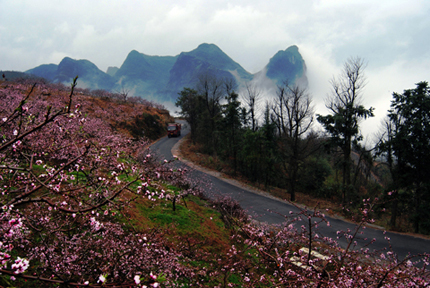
[196,72,224,117]
[242,82,262,131]
[116,85,130,102]
[196,72,225,155]
[317,57,374,204]
[273,81,315,201]
[271,84,287,136]
[223,76,238,97]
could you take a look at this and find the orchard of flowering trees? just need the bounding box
[0,77,193,286]
[1,74,429,287]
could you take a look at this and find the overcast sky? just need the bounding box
[1,0,429,139]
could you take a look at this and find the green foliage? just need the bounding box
[320,174,342,200]
[227,274,241,285]
[176,88,204,143]
[236,113,278,186]
[316,57,374,204]
[299,156,333,197]
[176,67,382,213]
[149,204,199,230]
[381,81,430,233]
[317,103,374,149]
[136,195,226,236]
[218,91,243,173]
[237,129,265,181]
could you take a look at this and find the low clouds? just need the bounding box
[1,0,429,138]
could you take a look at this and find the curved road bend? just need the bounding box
[150,121,430,262]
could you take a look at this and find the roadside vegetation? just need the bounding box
[176,57,430,236]
[1,72,429,286]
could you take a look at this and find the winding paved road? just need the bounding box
[150,121,430,262]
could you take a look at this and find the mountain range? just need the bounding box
[25,43,307,104]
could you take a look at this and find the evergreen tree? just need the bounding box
[382,81,430,233]
[175,88,203,143]
[220,91,243,173]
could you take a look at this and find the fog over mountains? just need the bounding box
[25,43,307,104]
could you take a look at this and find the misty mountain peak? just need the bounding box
[54,57,113,90]
[26,43,306,103]
[187,43,235,68]
[265,45,306,85]
[195,43,224,54]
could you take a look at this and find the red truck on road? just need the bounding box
[167,123,181,138]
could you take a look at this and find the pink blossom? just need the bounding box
[11,257,29,274]
[134,275,141,284]
[98,274,106,283]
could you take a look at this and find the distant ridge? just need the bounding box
[25,43,307,103]
[1,70,43,81]
[106,66,119,77]
[26,64,57,80]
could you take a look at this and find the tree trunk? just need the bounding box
[290,164,298,202]
[390,190,398,228]
[343,137,352,205]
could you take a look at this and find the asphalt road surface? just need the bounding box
[150,121,430,263]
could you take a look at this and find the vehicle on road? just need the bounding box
[167,123,181,138]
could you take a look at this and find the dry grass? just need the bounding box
[27,84,174,140]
